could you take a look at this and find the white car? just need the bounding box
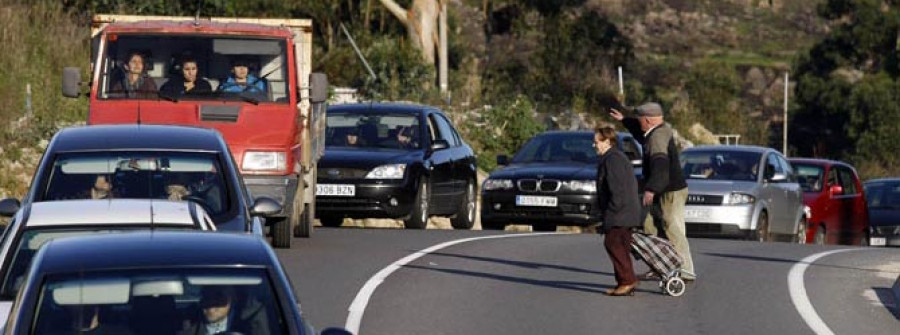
[0,199,215,325]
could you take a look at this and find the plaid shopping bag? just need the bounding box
[631,232,683,277]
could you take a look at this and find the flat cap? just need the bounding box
[635,102,664,117]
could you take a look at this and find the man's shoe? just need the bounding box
[638,271,660,281]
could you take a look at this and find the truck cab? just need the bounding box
[62,15,329,248]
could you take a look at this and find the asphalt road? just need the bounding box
[275,228,900,335]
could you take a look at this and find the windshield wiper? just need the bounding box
[238,92,261,105]
[158,91,179,103]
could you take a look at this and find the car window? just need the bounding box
[680,150,760,181]
[826,169,839,189]
[37,152,232,218]
[837,167,858,195]
[792,164,824,192]
[764,153,784,179]
[620,136,641,162]
[325,112,422,150]
[431,114,459,147]
[31,268,286,335]
[776,155,796,182]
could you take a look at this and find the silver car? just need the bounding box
[680,145,806,242]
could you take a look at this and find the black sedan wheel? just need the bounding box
[450,180,476,230]
[404,178,430,229]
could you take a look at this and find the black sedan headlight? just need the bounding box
[561,180,597,193]
[365,164,406,179]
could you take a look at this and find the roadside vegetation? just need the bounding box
[3,0,897,200]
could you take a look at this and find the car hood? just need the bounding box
[319,147,422,170]
[868,208,900,227]
[685,179,760,195]
[488,162,596,180]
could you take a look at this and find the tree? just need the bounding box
[377,0,440,64]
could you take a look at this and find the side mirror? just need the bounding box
[829,184,844,196]
[321,327,354,335]
[496,155,508,166]
[62,67,82,98]
[250,196,282,217]
[309,73,329,103]
[430,139,449,151]
[0,198,21,217]
[768,173,787,183]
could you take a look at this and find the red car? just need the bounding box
[789,158,869,245]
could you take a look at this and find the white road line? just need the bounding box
[788,248,864,335]
[345,232,558,334]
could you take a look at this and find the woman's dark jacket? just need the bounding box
[597,148,642,228]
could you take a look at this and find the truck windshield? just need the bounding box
[99,34,289,103]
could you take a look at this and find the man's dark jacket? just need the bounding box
[622,118,687,194]
[597,148,642,228]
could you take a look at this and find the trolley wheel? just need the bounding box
[664,277,686,297]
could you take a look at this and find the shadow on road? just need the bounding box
[421,251,614,276]
[403,264,667,295]
[703,252,900,274]
[872,287,899,320]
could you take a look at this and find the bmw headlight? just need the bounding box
[483,179,514,191]
[242,151,287,172]
[365,164,406,179]
[728,192,756,205]
[563,180,597,193]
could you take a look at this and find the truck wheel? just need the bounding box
[294,203,313,238]
[404,178,429,229]
[450,180,476,230]
[272,218,292,249]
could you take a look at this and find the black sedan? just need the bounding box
[315,103,477,229]
[862,178,900,247]
[1,231,350,335]
[481,131,642,231]
[0,125,282,242]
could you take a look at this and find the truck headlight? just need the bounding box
[483,179,513,191]
[365,164,406,179]
[562,180,597,193]
[728,192,756,205]
[243,151,287,171]
[804,205,812,219]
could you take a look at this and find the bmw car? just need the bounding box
[480,130,642,231]
[315,103,478,230]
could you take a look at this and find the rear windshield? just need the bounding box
[31,268,287,335]
[99,34,290,104]
[37,152,232,217]
[681,150,761,181]
[792,164,824,192]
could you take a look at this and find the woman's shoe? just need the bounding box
[605,283,637,296]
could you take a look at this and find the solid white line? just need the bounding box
[344,232,558,334]
[788,248,863,335]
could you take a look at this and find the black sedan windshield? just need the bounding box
[326,113,422,150]
[511,134,596,164]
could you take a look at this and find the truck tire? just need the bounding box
[272,217,292,249]
[294,203,313,238]
[404,178,429,229]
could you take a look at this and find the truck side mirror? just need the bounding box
[310,72,329,103]
[62,67,82,98]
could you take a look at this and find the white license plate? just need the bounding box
[685,209,710,220]
[316,184,355,196]
[516,195,558,207]
[870,237,886,246]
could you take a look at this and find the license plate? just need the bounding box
[870,237,886,246]
[316,184,355,196]
[685,208,710,220]
[516,195,558,207]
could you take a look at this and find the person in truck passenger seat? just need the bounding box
[160,56,212,96]
[217,58,267,94]
[111,51,158,99]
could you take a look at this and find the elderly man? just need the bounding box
[610,102,696,281]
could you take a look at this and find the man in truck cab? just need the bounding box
[217,58,267,95]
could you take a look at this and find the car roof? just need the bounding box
[788,157,848,167]
[327,102,433,114]
[24,200,200,227]
[864,178,900,184]
[683,145,773,154]
[51,125,224,152]
[34,231,272,274]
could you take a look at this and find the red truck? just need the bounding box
[62,15,329,248]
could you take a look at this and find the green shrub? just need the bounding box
[470,96,545,172]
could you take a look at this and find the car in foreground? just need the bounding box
[0,125,282,241]
[480,130,643,231]
[1,231,350,335]
[789,158,869,245]
[862,178,900,247]
[680,145,806,242]
[315,103,477,229]
[0,199,218,326]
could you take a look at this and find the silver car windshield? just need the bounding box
[681,151,761,181]
[31,268,285,335]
